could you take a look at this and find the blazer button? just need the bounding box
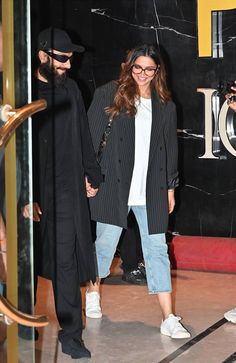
[120,137,123,142]
[160,146,162,150]
[160,167,163,171]
[118,159,121,163]
[160,186,164,190]
[117,178,120,183]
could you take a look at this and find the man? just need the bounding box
[224,82,236,324]
[23,27,102,359]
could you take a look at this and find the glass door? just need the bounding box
[0,1,47,362]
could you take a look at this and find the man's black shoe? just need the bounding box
[138,262,146,278]
[122,268,147,285]
[61,337,91,359]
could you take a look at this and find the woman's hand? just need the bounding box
[168,189,175,214]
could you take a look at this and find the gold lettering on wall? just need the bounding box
[198,0,236,57]
[198,88,236,158]
[197,88,218,159]
[218,101,236,156]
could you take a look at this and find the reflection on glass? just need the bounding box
[0,7,7,355]
[0,12,5,299]
[0,0,35,361]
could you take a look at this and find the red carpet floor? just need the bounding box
[169,235,236,273]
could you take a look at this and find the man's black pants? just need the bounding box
[47,191,83,342]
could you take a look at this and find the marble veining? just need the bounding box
[177,129,204,139]
[91,8,196,40]
[184,184,236,197]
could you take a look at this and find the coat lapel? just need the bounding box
[148,89,164,165]
[116,112,135,163]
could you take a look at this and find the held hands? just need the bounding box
[21,178,99,221]
[226,82,236,112]
[22,202,42,222]
[168,189,175,214]
[85,176,98,198]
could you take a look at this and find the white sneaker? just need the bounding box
[85,291,102,319]
[224,308,236,323]
[160,314,191,339]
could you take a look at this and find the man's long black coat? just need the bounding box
[33,77,102,282]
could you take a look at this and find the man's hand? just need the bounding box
[85,176,98,198]
[22,202,42,222]
[168,189,175,214]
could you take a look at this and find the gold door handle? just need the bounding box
[0,295,48,327]
[0,98,49,327]
[0,99,47,148]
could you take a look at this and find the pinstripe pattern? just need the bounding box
[88,81,179,234]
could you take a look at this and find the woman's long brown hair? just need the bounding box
[106,44,172,117]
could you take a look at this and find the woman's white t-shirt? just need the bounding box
[128,97,152,206]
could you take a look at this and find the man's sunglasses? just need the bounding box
[44,50,73,63]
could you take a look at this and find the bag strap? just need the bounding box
[97,116,113,163]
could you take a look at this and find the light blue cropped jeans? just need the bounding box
[95,206,172,294]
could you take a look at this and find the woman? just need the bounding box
[86,44,190,339]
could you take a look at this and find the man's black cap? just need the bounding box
[38,27,85,53]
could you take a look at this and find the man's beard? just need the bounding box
[38,61,67,87]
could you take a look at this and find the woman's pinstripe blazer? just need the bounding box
[88,81,179,234]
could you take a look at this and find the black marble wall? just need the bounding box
[31,1,236,237]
